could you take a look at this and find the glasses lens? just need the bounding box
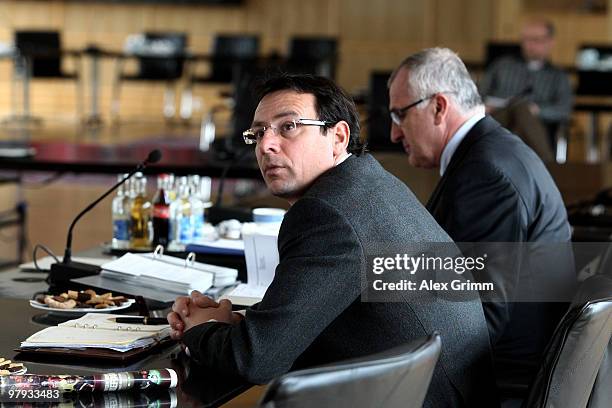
[390,111,401,126]
[279,120,298,138]
[243,130,256,145]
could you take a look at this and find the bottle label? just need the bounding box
[178,216,194,243]
[153,205,170,219]
[192,214,205,239]
[113,219,130,241]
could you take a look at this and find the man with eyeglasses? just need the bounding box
[168,74,499,407]
[389,48,575,389]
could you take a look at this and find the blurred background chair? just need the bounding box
[111,32,187,125]
[0,176,26,268]
[484,41,521,68]
[575,44,612,163]
[285,36,337,79]
[199,62,264,157]
[366,71,402,153]
[523,274,612,408]
[258,333,441,408]
[181,34,260,121]
[12,30,82,125]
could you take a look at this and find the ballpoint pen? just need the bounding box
[114,317,168,325]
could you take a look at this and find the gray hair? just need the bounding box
[389,48,482,113]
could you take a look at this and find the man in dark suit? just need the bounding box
[168,74,499,407]
[388,48,576,385]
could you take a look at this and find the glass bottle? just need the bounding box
[170,178,193,245]
[111,174,130,249]
[190,175,205,240]
[152,174,171,248]
[129,174,152,249]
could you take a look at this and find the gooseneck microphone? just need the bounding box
[48,150,162,284]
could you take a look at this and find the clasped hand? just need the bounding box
[167,291,242,341]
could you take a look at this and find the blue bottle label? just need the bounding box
[178,216,194,243]
[192,214,205,239]
[113,219,129,241]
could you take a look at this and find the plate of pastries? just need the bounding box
[30,289,134,314]
[0,358,26,375]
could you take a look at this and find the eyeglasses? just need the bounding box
[389,94,436,126]
[242,118,329,145]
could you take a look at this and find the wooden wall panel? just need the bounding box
[432,0,494,61]
[0,0,611,123]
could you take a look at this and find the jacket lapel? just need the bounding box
[426,116,503,211]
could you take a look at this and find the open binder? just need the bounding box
[17,313,175,362]
[100,247,237,295]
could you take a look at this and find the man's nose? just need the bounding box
[258,129,282,153]
[390,123,404,143]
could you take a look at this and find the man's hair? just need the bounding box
[256,74,364,155]
[388,47,482,114]
[525,18,555,37]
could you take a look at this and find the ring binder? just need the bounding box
[153,245,164,258]
[100,250,237,295]
[185,252,196,268]
[68,321,143,332]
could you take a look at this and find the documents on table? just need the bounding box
[221,223,280,306]
[20,313,170,353]
[100,252,237,295]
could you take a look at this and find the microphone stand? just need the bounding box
[48,151,161,284]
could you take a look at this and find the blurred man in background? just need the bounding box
[479,19,573,161]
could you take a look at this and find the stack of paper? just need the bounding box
[21,313,170,353]
[101,253,226,295]
[221,223,279,306]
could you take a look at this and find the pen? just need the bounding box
[115,316,168,325]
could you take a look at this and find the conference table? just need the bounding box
[0,139,262,178]
[0,297,252,407]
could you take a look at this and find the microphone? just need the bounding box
[48,150,162,284]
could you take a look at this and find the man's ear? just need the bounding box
[332,121,351,159]
[433,94,449,126]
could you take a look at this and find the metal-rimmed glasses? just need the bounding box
[242,118,329,145]
[389,94,437,126]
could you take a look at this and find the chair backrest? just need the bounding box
[14,30,62,77]
[137,32,187,80]
[485,41,521,68]
[222,63,268,155]
[524,274,612,408]
[287,37,337,79]
[209,35,260,83]
[258,333,441,408]
[367,71,402,153]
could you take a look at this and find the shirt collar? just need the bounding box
[439,112,485,176]
[335,152,352,166]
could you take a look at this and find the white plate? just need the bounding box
[29,298,135,314]
[0,367,27,376]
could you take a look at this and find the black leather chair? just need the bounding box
[181,34,260,121]
[366,71,403,153]
[199,62,264,158]
[523,274,612,408]
[111,32,187,124]
[194,35,260,84]
[13,30,82,122]
[485,41,521,68]
[286,37,337,79]
[258,333,441,408]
